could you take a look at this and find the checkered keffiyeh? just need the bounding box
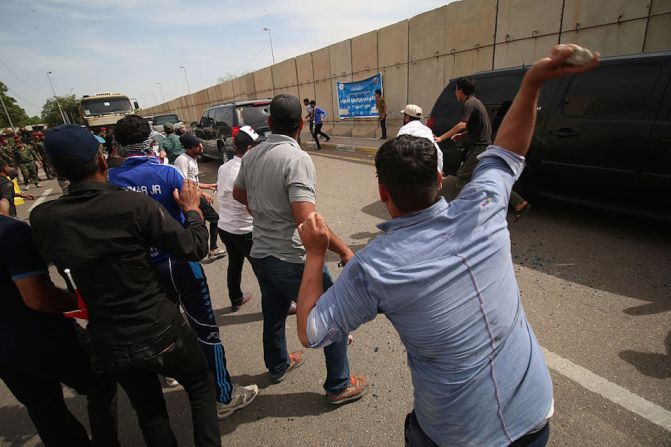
[116,139,152,157]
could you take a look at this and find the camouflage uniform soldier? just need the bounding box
[14,139,41,189]
[31,132,55,179]
[0,135,14,166]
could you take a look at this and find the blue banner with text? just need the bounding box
[336,73,383,119]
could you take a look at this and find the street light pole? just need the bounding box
[0,94,14,130]
[47,71,67,124]
[156,82,166,103]
[263,27,276,64]
[179,66,191,95]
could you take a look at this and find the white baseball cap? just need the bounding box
[400,104,423,118]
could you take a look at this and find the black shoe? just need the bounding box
[325,137,330,141]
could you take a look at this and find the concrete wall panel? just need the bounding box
[298,82,316,107]
[561,0,650,31]
[408,57,445,117]
[329,40,352,78]
[652,0,671,14]
[378,20,408,68]
[352,31,378,74]
[409,6,448,61]
[446,46,494,80]
[243,73,256,99]
[217,82,234,102]
[312,47,331,81]
[313,79,334,130]
[445,0,496,52]
[496,0,563,42]
[231,77,245,99]
[296,53,314,84]
[253,68,273,94]
[494,35,559,69]
[644,13,671,53]
[379,65,408,132]
[205,86,220,106]
[560,19,647,56]
[271,59,298,90]
[273,86,299,99]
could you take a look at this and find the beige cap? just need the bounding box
[401,104,423,118]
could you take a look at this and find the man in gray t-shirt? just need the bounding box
[233,94,368,404]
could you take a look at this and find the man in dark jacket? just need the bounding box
[30,124,221,447]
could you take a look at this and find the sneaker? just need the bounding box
[270,351,304,383]
[287,301,297,315]
[35,183,42,187]
[217,384,259,420]
[164,376,180,388]
[231,293,252,312]
[326,375,368,405]
[208,248,227,261]
[23,185,30,191]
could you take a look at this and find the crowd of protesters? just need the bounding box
[0,45,597,446]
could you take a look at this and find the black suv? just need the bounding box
[191,100,271,162]
[429,52,671,219]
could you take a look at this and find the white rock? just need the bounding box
[566,45,594,66]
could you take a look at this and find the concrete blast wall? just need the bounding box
[142,0,671,136]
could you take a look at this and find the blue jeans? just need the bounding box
[250,255,350,394]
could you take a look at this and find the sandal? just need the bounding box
[514,202,531,222]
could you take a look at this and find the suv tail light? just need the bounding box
[231,126,240,139]
[427,117,435,131]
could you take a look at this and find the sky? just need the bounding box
[0,0,448,117]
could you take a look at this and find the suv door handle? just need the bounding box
[548,128,579,138]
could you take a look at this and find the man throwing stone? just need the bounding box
[295,45,598,446]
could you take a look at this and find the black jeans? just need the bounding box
[93,317,220,447]
[199,197,220,251]
[0,327,118,447]
[312,123,329,149]
[217,229,253,305]
[404,411,550,447]
[380,117,387,139]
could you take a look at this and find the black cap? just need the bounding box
[179,133,203,149]
[45,124,100,170]
[270,94,302,132]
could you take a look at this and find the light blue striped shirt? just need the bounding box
[307,146,553,446]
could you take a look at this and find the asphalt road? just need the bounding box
[1,148,670,446]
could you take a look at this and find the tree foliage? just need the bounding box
[41,94,79,128]
[0,82,31,128]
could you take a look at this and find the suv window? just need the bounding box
[153,114,179,125]
[213,106,234,127]
[563,64,660,120]
[238,103,270,127]
[200,110,215,127]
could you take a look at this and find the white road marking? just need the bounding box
[543,347,671,432]
[28,188,53,211]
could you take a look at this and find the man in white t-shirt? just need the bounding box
[216,126,263,312]
[397,104,443,173]
[175,134,227,261]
